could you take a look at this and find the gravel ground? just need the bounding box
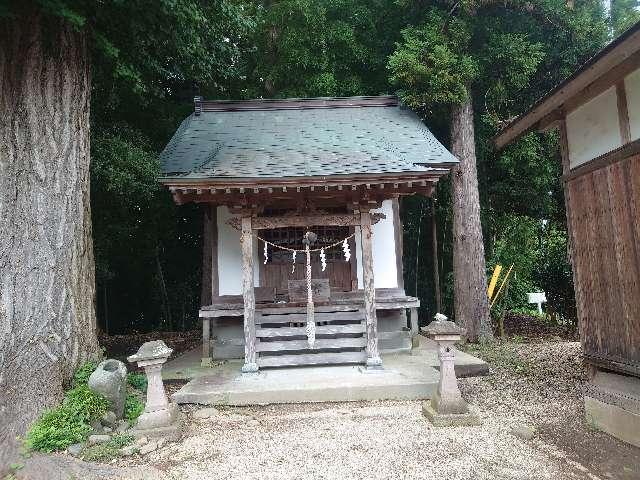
[112,339,640,480]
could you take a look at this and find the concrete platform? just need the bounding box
[168,336,488,406]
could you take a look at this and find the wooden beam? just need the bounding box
[558,119,581,342]
[160,171,447,191]
[616,81,631,144]
[563,50,640,114]
[240,216,258,373]
[174,186,434,208]
[537,108,564,133]
[257,351,367,368]
[563,138,640,182]
[495,31,640,149]
[227,212,386,230]
[391,198,404,290]
[360,211,382,368]
[210,205,219,299]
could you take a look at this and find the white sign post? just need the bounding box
[527,292,547,315]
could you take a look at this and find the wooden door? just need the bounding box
[260,225,355,294]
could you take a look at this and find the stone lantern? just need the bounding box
[421,314,480,426]
[127,340,182,439]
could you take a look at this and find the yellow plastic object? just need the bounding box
[487,264,502,300]
[490,264,514,309]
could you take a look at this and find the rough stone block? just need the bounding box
[88,359,127,418]
[87,434,111,446]
[101,411,117,428]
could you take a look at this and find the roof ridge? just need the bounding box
[193,95,399,114]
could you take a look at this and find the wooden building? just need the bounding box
[496,23,640,446]
[159,95,456,372]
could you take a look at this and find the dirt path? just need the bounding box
[110,340,637,479]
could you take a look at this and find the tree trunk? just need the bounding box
[0,11,99,465]
[450,93,493,342]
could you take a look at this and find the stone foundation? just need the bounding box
[584,370,640,448]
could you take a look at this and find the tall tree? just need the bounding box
[0,0,251,465]
[389,9,494,340]
[0,7,97,463]
[610,0,640,35]
[388,1,607,340]
[241,0,403,98]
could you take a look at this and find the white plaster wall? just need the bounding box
[566,86,622,168]
[625,67,640,142]
[217,206,260,295]
[355,199,398,289]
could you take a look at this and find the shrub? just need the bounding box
[26,364,110,452]
[25,408,91,452]
[127,372,147,392]
[64,384,111,421]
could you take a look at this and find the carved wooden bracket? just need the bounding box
[227,212,385,230]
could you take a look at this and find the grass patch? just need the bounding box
[81,434,135,462]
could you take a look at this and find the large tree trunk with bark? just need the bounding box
[0,11,99,465]
[450,93,493,342]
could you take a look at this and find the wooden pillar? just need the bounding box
[241,216,258,373]
[432,199,442,312]
[360,211,382,368]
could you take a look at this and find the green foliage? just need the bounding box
[610,0,640,35]
[127,372,147,392]
[25,407,92,453]
[242,0,402,98]
[388,10,477,109]
[72,361,98,387]
[124,394,144,424]
[64,384,111,421]
[81,434,135,462]
[91,128,203,333]
[25,364,110,452]
[8,0,615,333]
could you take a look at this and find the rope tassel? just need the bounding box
[342,238,351,262]
[305,243,315,347]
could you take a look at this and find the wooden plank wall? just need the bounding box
[566,153,640,375]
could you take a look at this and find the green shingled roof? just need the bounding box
[159,96,457,180]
